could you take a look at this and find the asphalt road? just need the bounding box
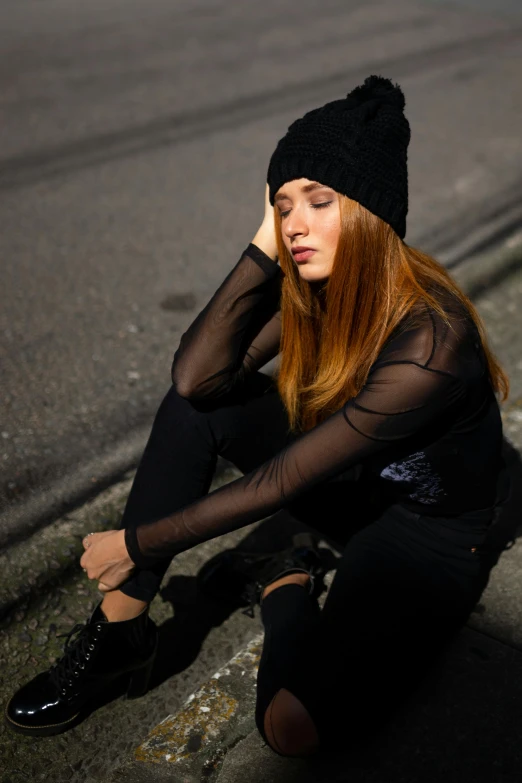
[1,0,522,544]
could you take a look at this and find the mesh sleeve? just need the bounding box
[171,243,282,402]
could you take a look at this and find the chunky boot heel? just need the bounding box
[5,602,158,736]
[126,636,157,700]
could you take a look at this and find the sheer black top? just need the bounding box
[125,243,505,568]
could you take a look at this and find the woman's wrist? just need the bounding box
[118,528,135,565]
[123,526,151,570]
[251,223,278,261]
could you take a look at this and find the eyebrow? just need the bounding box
[274,182,333,203]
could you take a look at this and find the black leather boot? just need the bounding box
[5,601,158,736]
[198,532,333,618]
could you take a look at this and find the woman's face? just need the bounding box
[274,178,341,283]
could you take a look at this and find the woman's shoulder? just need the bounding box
[379,287,482,375]
[399,283,477,337]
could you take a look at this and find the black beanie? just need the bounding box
[267,75,411,239]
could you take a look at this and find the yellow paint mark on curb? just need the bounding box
[135,683,238,764]
[134,633,265,765]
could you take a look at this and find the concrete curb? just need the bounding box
[109,635,263,783]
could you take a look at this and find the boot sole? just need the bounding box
[4,645,157,738]
[4,704,84,737]
[4,669,128,737]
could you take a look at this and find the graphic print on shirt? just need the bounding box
[379,451,446,504]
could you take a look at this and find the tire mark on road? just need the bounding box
[0,25,521,191]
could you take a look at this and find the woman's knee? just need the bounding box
[258,688,320,757]
[150,383,217,444]
[158,381,249,430]
[153,377,289,476]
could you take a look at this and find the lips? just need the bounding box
[292,247,316,263]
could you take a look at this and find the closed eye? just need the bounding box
[279,201,332,219]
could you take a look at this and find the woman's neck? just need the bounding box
[311,283,327,314]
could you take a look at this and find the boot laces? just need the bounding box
[49,621,102,695]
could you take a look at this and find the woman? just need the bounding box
[6,76,510,756]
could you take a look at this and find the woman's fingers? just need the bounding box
[264,182,274,223]
[80,548,89,572]
[79,529,135,590]
[82,534,94,550]
[82,531,110,550]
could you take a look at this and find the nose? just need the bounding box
[283,205,309,241]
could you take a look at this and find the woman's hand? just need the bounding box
[262,182,274,226]
[80,530,136,593]
[251,184,278,261]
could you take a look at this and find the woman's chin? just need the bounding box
[298,267,330,283]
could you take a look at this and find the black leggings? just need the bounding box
[118,371,492,749]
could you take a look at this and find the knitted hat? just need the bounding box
[267,75,411,239]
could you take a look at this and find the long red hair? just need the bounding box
[274,195,509,433]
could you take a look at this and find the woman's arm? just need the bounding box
[127,342,466,569]
[172,188,282,401]
[81,319,468,587]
